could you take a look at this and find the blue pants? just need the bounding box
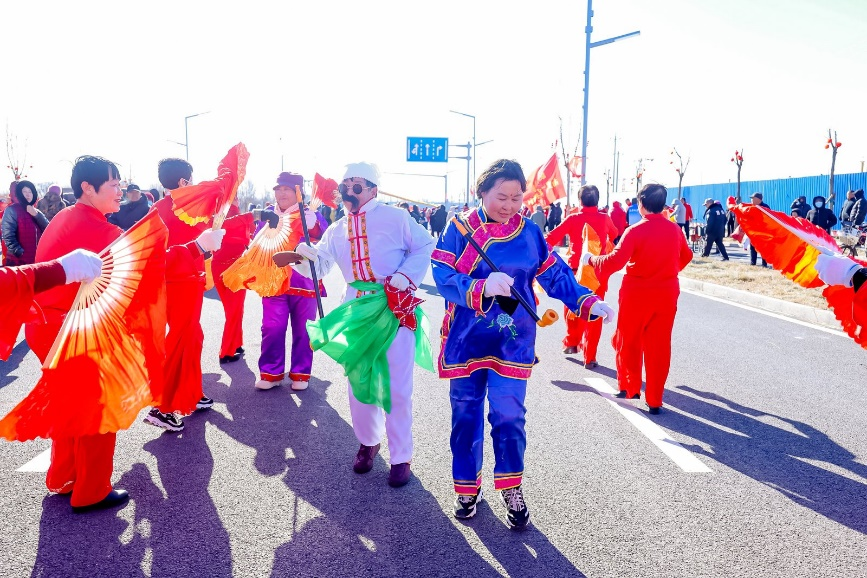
[450,370,527,495]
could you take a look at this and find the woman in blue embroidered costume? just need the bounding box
[431,159,615,529]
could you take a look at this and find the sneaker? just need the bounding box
[290,380,309,391]
[143,408,185,432]
[255,379,282,390]
[219,353,242,364]
[196,396,214,410]
[499,486,530,530]
[454,489,484,519]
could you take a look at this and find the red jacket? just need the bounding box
[546,206,619,270]
[610,202,627,236]
[590,213,693,292]
[683,201,694,221]
[0,260,65,360]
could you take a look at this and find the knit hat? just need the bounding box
[342,162,381,186]
[48,184,62,195]
[126,183,141,192]
[273,172,304,190]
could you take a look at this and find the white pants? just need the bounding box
[348,326,415,464]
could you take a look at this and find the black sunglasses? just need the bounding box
[338,183,371,195]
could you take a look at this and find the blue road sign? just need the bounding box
[407,137,448,163]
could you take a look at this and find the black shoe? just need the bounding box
[563,346,578,355]
[721,258,730,261]
[219,354,242,364]
[196,396,214,410]
[648,406,661,415]
[614,391,640,399]
[353,443,380,474]
[72,489,129,513]
[388,463,412,487]
[499,486,530,529]
[143,408,184,432]
[584,360,598,369]
[454,489,484,519]
[236,347,245,355]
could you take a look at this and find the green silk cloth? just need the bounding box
[307,281,434,413]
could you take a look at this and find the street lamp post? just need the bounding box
[449,142,471,206]
[450,110,476,187]
[184,111,210,161]
[580,1,639,186]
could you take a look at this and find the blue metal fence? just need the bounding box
[672,172,867,225]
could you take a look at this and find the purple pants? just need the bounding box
[259,293,316,383]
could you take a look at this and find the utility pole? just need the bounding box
[449,142,471,206]
[580,1,639,186]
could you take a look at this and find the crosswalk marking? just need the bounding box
[16,449,51,472]
[584,377,712,473]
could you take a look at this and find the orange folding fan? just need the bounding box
[0,212,168,441]
[221,213,300,297]
[732,203,867,348]
[171,142,249,229]
[578,223,613,293]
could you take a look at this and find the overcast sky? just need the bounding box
[3,0,866,205]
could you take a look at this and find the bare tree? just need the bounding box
[5,124,32,181]
[236,180,260,211]
[825,129,842,211]
[670,148,690,199]
[730,149,744,202]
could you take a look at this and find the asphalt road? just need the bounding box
[1,261,865,578]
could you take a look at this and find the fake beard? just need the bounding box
[341,192,360,211]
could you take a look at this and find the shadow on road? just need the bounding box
[0,340,32,390]
[564,356,618,380]
[460,499,589,578]
[207,365,532,577]
[662,385,867,534]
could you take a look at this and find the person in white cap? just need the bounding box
[293,161,434,487]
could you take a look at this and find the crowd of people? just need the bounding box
[1,155,865,533]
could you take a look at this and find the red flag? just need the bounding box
[567,156,583,178]
[313,173,338,209]
[523,154,566,208]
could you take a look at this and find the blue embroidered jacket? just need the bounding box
[431,208,600,380]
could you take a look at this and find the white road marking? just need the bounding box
[680,288,848,339]
[584,377,712,473]
[16,448,51,472]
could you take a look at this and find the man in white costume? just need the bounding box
[294,162,434,487]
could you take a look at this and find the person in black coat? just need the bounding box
[840,190,856,223]
[701,198,729,261]
[430,204,447,237]
[851,189,866,226]
[748,192,770,266]
[806,195,838,234]
[790,195,810,219]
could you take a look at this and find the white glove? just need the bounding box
[58,249,103,284]
[304,208,317,229]
[815,253,860,287]
[579,252,593,267]
[589,300,615,324]
[483,272,514,298]
[196,229,225,253]
[388,273,410,291]
[296,243,318,262]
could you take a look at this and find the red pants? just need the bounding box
[160,280,205,415]
[563,287,606,362]
[26,317,116,507]
[46,433,116,507]
[212,260,246,358]
[612,285,679,408]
